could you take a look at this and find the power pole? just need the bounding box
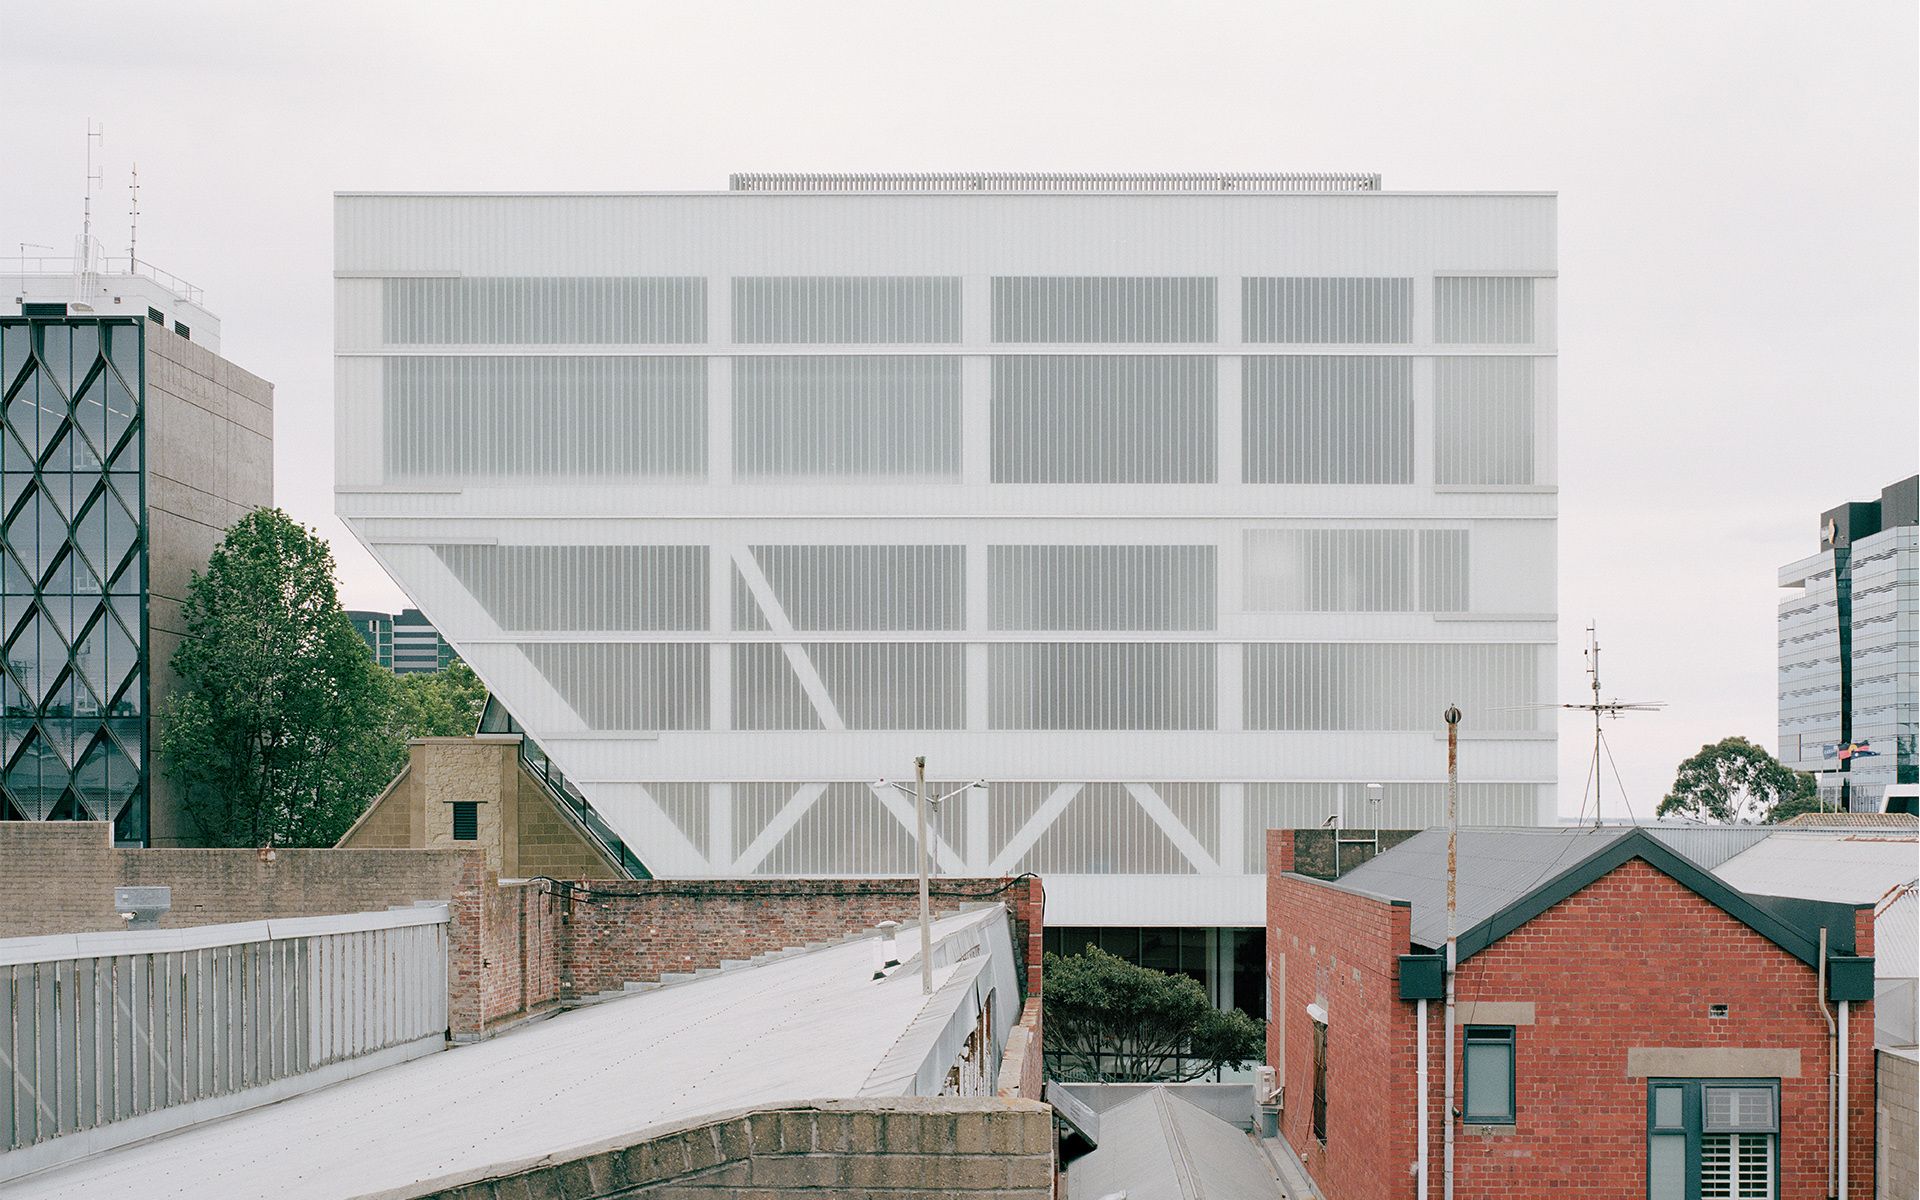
[1443,704,1461,1200]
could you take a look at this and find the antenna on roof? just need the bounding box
[128,162,140,263]
[80,119,104,273]
[1565,622,1665,827]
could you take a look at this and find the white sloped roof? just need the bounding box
[10,907,1016,1200]
[1712,832,1919,906]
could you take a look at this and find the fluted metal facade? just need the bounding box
[334,184,1558,926]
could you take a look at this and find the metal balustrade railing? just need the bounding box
[0,906,449,1171]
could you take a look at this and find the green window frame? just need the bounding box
[1646,1078,1779,1200]
[1462,1025,1516,1125]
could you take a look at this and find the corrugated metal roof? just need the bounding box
[1781,812,1920,828]
[1878,887,1918,980]
[11,908,1017,1200]
[1712,832,1919,905]
[1065,1087,1284,1200]
[1332,827,1633,949]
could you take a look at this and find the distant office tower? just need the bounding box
[1779,475,1919,811]
[348,609,394,669]
[334,174,1558,1006]
[349,607,455,674]
[3,251,273,844]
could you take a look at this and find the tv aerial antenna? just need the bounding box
[1563,622,1665,826]
[80,120,104,271]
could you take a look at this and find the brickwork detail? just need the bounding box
[1268,851,1878,1200]
[417,1099,1054,1200]
[555,878,1044,1001]
[0,822,476,937]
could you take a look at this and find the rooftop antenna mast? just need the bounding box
[128,162,140,263]
[80,120,104,274]
[1563,622,1665,827]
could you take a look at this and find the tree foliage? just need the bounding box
[161,509,402,847]
[1042,945,1266,1082]
[390,660,488,741]
[1655,736,1821,825]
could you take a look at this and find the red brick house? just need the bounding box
[1267,827,1878,1200]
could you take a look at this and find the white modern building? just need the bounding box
[333,173,1558,992]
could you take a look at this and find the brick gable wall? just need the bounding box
[1269,836,1876,1200]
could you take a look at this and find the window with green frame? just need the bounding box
[1647,1079,1778,1200]
[1463,1025,1515,1124]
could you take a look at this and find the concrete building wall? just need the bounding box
[335,186,1560,932]
[413,1098,1053,1200]
[143,322,273,847]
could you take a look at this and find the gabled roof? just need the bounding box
[1064,1087,1284,1200]
[1328,827,1860,968]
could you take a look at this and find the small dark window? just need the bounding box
[1463,1026,1516,1124]
[1311,1015,1329,1142]
[173,320,191,341]
[451,801,479,841]
[147,307,164,324]
[22,302,67,317]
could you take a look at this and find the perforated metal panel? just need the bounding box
[1243,529,1468,612]
[1435,277,1536,344]
[1242,357,1412,484]
[733,544,964,631]
[381,357,705,480]
[522,642,709,730]
[1242,277,1412,343]
[730,642,963,730]
[435,544,709,631]
[990,643,1216,730]
[731,277,960,344]
[1435,358,1535,485]
[992,277,1215,343]
[990,545,1215,630]
[992,356,1215,483]
[1245,643,1542,731]
[382,277,704,344]
[733,356,960,478]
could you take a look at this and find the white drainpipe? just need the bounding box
[1417,997,1430,1200]
[1818,929,1836,1198]
[1838,999,1850,1200]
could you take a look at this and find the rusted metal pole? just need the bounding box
[1443,705,1461,1200]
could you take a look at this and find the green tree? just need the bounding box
[1042,945,1266,1082]
[1655,736,1821,825]
[161,509,401,847]
[390,660,487,740]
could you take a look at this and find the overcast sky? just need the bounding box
[3,1,1915,820]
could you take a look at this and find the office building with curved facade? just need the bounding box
[333,174,1558,1001]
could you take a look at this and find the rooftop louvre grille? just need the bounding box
[729,172,1383,193]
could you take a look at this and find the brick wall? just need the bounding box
[554,877,1045,1002]
[1268,833,1878,1200]
[417,1099,1053,1200]
[1268,830,1415,1200]
[447,872,566,1041]
[0,822,477,936]
[998,997,1045,1102]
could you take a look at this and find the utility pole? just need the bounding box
[1443,704,1461,1200]
[914,755,932,996]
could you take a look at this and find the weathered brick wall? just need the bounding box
[1880,1049,1919,1200]
[1268,827,1421,881]
[0,822,477,936]
[1269,832,1878,1200]
[456,877,563,1039]
[997,997,1045,1102]
[1268,837,1415,1200]
[417,1098,1053,1199]
[556,877,1044,1001]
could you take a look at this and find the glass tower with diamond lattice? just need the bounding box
[2,262,272,845]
